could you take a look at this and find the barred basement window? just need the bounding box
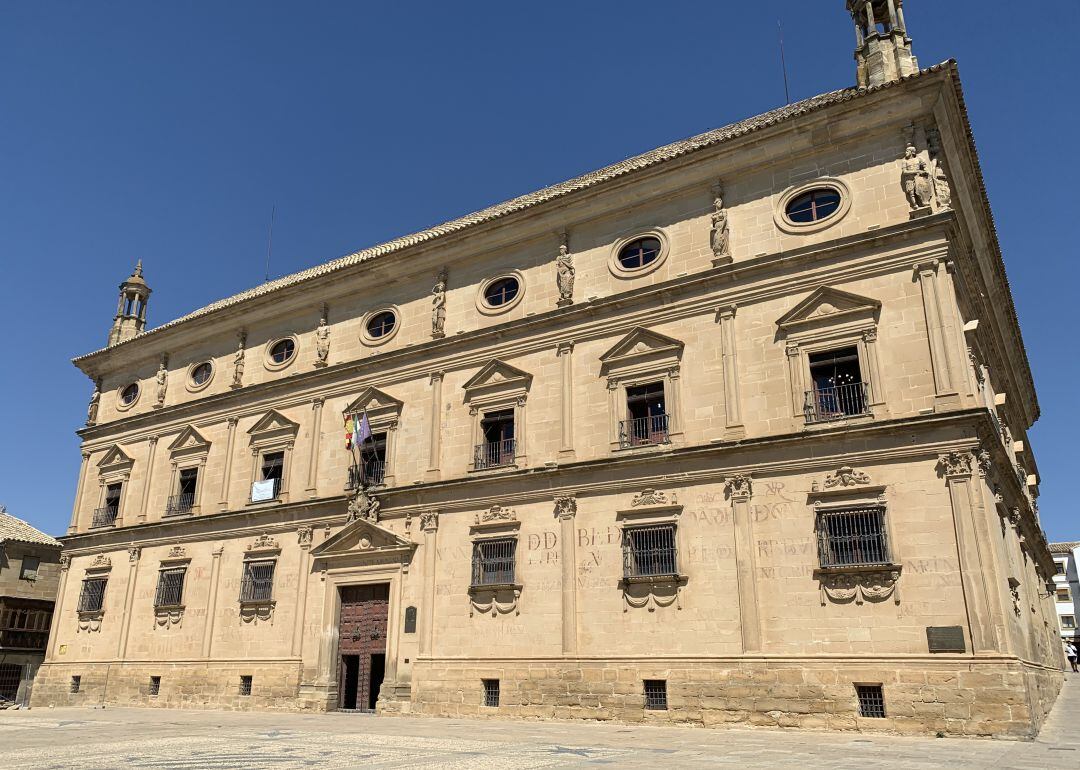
[643,679,668,710]
[816,506,891,568]
[239,675,253,696]
[78,577,107,612]
[471,538,516,586]
[482,678,500,707]
[154,568,186,607]
[149,676,161,696]
[70,675,81,693]
[622,524,678,578]
[240,561,275,602]
[856,684,885,718]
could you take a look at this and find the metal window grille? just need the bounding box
[240,561,275,602]
[856,684,885,718]
[0,664,22,704]
[70,675,81,694]
[472,539,516,586]
[482,679,500,707]
[643,680,668,710]
[154,568,186,608]
[239,675,253,696]
[78,578,107,612]
[149,676,161,696]
[622,525,678,578]
[474,438,516,469]
[816,507,891,568]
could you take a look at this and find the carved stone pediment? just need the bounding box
[246,410,300,442]
[599,328,683,374]
[311,517,415,564]
[167,425,211,456]
[815,566,901,606]
[96,445,134,473]
[775,287,881,334]
[462,360,533,404]
[342,386,404,424]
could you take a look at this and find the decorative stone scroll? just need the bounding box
[77,611,104,633]
[816,567,901,606]
[165,546,187,561]
[240,602,275,625]
[89,554,113,570]
[247,533,280,554]
[477,505,516,524]
[468,584,522,617]
[631,488,671,507]
[154,606,184,630]
[822,466,871,489]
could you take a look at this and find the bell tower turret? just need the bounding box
[107,260,151,347]
[847,0,919,88]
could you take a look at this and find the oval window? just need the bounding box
[617,237,662,270]
[366,311,397,339]
[483,277,520,308]
[269,338,295,364]
[120,383,139,405]
[785,188,841,224]
[191,362,213,386]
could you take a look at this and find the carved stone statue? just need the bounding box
[932,160,952,210]
[901,144,932,210]
[155,361,168,406]
[709,187,731,263]
[86,380,101,425]
[231,334,246,388]
[555,242,575,306]
[315,317,330,367]
[431,269,447,338]
[347,487,380,523]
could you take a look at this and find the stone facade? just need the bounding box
[33,7,1062,739]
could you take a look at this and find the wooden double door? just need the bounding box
[337,583,390,711]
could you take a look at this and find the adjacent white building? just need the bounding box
[1050,542,1079,642]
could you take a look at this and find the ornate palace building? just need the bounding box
[34,2,1063,738]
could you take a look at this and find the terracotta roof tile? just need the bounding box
[0,508,62,548]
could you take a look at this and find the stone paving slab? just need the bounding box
[3,677,1078,769]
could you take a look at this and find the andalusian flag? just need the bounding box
[346,411,373,466]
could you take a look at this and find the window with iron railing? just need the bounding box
[621,382,669,448]
[471,538,517,587]
[475,409,516,469]
[165,468,198,516]
[154,568,186,608]
[622,524,678,578]
[805,347,870,423]
[347,432,387,488]
[251,451,285,502]
[78,578,107,613]
[93,482,123,527]
[816,507,891,568]
[239,561,275,603]
[643,679,668,710]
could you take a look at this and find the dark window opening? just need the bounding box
[786,188,841,223]
[167,468,198,516]
[644,680,668,710]
[240,561,275,602]
[269,339,295,364]
[856,684,886,718]
[239,675,253,696]
[475,409,516,469]
[805,347,868,422]
[258,451,284,498]
[191,362,212,385]
[149,676,161,697]
[366,311,396,339]
[483,679,500,707]
[622,382,669,447]
[484,277,519,307]
[78,578,107,613]
[120,383,139,405]
[623,524,678,578]
[350,431,388,488]
[817,507,891,568]
[70,675,81,694]
[154,568,186,608]
[472,538,517,587]
[617,237,662,270]
[19,556,40,581]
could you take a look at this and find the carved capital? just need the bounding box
[556,340,574,356]
[554,494,577,520]
[785,342,800,358]
[297,525,313,546]
[429,371,444,385]
[420,510,439,532]
[227,416,240,428]
[724,475,752,500]
[312,397,325,408]
[59,554,71,572]
[715,304,737,322]
[128,546,141,563]
[861,328,878,343]
[937,450,974,478]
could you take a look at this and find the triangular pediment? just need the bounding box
[167,425,211,453]
[246,409,299,438]
[776,287,881,332]
[343,386,403,418]
[462,360,532,394]
[311,517,416,561]
[600,328,683,368]
[97,444,133,469]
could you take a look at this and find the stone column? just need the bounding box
[785,342,803,418]
[419,510,439,656]
[136,435,158,523]
[201,546,224,658]
[727,475,761,653]
[306,398,325,498]
[915,260,960,408]
[939,450,996,653]
[291,526,313,657]
[425,373,444,481]
[219,416,238,511]
[861,328,886,406]
[118,547,141,657]
[972,450,1011,653]
[717,305,745,439]
[45,556,71,660]
[68,450,91,534]
[555,495,578,655]
[557,342,575,458]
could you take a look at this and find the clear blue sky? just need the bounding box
[1,1,1076,539]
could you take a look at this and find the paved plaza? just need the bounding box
[3,678,1078,769]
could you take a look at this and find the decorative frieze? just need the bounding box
[821,465,871,489]
[816,567,901,606]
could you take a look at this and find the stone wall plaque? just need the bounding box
[926,625,965,653]
[404,606,417,634]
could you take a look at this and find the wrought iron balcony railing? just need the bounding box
[618,414,670,449]
[804,382,870,424]
[164,492,196,517]
[473,439,516,470]
[91,505,118,528]
[346,461,385,489]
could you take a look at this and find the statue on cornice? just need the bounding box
[231,333,246,388]
[710,186,731,261]
[155,361,168,406]
[315,316,330,367]
[86,380,101,426]
[901,144,932,210]
[431,269,448,338]
[556,241,575,307]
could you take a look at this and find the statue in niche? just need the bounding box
[231,334,246,388]
[555,239,575,306]
[86,380,101,425]
[315,316,330,367]
[154,361,168,406]
[709,186,731,262]
[431,268,447,338]
[901,144,932,210]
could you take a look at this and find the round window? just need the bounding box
[785,188,841,224]
[366,311,397,339]
[483,277,520,307]
[191,362,213,386]
[617,237,662,270]
[269,338,295,364]
[120,383,139,405]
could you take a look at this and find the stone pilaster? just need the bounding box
[306,397,325,498]
[726,475,761,653]
[291,526,313,657]
[219,416,238,511]
[45,555,71,660]
[426,373,443,481]
[557,342,575,458]
[716,305,745,439]
[419,510,439,656]
[68,450,91,534]
[201,546,224,658]
[118,547,141,657]
[915,260,960,409]
[135,435,158,524]
[555,495,578,655]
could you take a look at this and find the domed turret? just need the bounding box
[107,260,152,346]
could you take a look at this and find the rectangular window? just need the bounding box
[350,431,388,488]
[239,675,253,696]
[78,577,107,613]
[93,483,123,527]
[70,675,81,694]
[622,382,669,447]
[1062,615,1076,630]
[482,678,500,707]
[239,561,276,602]
[856,684,886,718]
[643,680,668,710]
[805,347,869,422]
[1057,587,1072,603]
[816,507,891,568]
[166,468,199,516]
[622,524,678,578]
[251,451,285,501]
[154,568,186,608]
[20,556,40,581]
[1055,561,1068,576]
[471,539,516,586]
[149,676,161,696]
[475,410,516,469]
